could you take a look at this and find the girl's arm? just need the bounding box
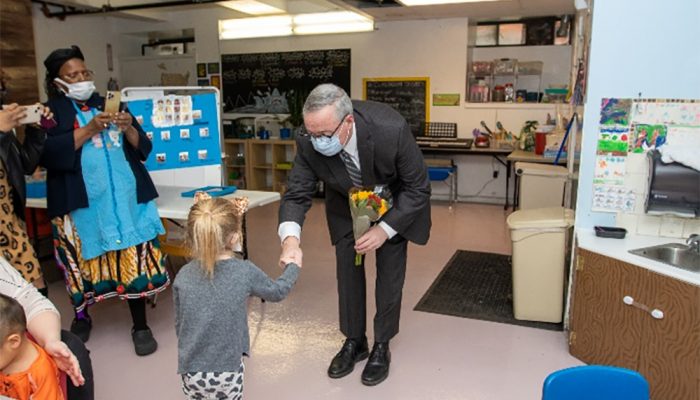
[249,262,301,302]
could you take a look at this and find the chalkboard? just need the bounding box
[363,77,430,137]
[221,49,351,113]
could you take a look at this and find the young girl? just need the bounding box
[174,195,301,399]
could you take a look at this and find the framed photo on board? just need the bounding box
[207,62,220,74]
[210,75,220,88]
[197,63,207,78]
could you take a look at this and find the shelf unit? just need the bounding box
[223,138,296,193]
[468,60,543,103]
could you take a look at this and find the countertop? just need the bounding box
[577,228,700,286]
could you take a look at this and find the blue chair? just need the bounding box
[426,159,458,209]
[542,365,649,400]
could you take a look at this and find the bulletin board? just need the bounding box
[362,77,430,137]
[124,88,222,172]
[592,98,700,213]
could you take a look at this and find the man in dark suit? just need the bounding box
[278,83,431,386]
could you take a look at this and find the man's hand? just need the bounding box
[0,103,25,131]
[280,236,303,268]
[44,340,85,387]
[354,225,388,254]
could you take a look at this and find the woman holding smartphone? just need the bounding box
[41,45,168,356]
[0,101,53,295]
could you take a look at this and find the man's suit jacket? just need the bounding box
[279,100,431,246]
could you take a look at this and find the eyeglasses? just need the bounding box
[61,70,94,82]
[299,113,349,138]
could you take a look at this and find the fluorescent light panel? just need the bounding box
[219,15,293,39]
[219,0,285,15]
[293,11,373,35]
[396,0,501,6]
[220,11,373,39]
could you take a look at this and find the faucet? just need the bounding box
[687,234,700,253]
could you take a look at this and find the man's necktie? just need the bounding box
[339,150,362,187]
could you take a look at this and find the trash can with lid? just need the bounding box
[507,207,575,323]
[515,162,568,210]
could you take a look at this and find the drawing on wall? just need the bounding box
[599,98,632,126]
[597,126,629,154]
[593,154,627,185]
[221,49,351,114]
[631,124,667,153]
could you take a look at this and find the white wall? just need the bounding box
[575,0,700,229]
[30,5,572,204]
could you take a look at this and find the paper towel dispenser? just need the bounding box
[646,150,700,217]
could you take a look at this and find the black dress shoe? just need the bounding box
[327,337,369,379]
[361,342,391,386]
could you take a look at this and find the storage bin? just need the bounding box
[493,58,517,75]
[515,162,568,209]
[507,207,574,323]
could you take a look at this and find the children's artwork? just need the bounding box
[593,154,627,185]
[597,126,629,155]
[210,75,220,88]
[630,100,700,125]
[592,184,636,212]
[631,124,667,153]
[600,98,632,126]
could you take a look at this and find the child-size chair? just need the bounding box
[426,158,458,209]
[542,365,649,400]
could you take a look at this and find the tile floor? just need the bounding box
[47,200,582,399]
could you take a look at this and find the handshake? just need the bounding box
[279,236,303,268]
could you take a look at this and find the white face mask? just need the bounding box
[54,78,95,101]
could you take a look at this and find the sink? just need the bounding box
[629,243,700,272]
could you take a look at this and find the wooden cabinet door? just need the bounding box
[569,249,645,370]
[639,270,700,400]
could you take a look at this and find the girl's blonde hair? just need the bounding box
[186,196,249,277]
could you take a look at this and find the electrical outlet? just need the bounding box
[493,170,499,179]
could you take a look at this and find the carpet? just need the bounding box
[414,250,563,331]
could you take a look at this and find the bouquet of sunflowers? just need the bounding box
[348,186,392,266]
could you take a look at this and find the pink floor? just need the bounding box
[48,200,582,399]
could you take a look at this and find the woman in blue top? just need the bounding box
[41,45,168,356]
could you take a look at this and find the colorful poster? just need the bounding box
[630,124,667,153]
[600,98,632,126]
[630,101,700,125]
[597,126,629,154]
[593,154,627,185]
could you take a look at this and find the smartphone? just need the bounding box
[18,104,43,125]
[104,91,121,114]
[594,226,627,239]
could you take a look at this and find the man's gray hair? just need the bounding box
[303,83,353,123]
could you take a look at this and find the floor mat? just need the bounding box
[414,250,563,331]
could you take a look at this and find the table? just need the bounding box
[419,145,513,209]
[25,185,281,259]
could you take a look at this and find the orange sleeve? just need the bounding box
[28,343,64,400]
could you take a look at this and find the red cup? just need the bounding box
[535,132,547,155]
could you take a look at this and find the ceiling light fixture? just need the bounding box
[293,11,374,35]
[220,11,374,39]
[219,15,293,39]
[396,0,501,6]
[219,0,285,16]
